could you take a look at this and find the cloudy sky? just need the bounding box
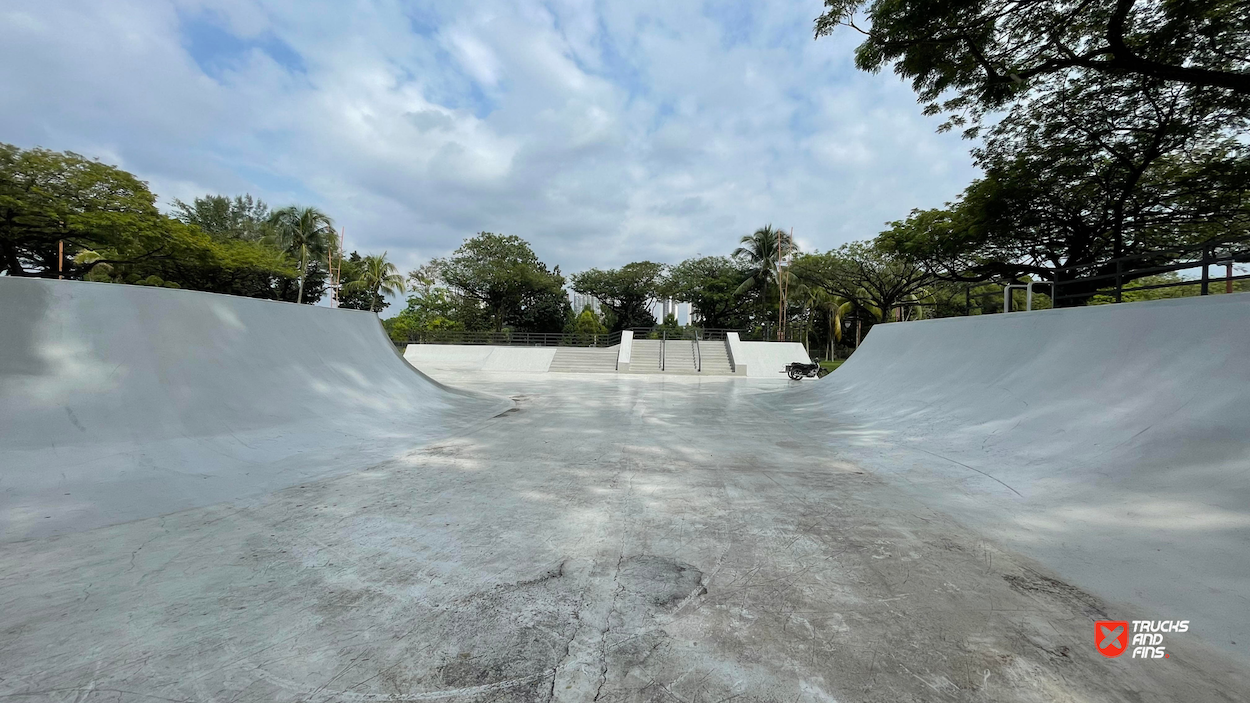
[2,0,978,277]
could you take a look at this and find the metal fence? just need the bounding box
[1046,236,1250,306]
[627,327,740,341]
[403,330,622,347]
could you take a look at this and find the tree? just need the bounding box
[0,144,298,295]
[343,252,406,313]
[433,232,566,332]
[732,225,797,297]
[815,0,1250,134]
[1,143,165,277]
[171,194,270,242]
[385,269,464,342]
[267,206,335,304]
[570,261,667,331]
[879,72,1250,304]
[509,285,573,333]
[804,287,852,360]
[662,256,758,328]
[793,243,934,324]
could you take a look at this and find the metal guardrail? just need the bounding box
[1043,236,1250,305]
[628,327,741,341]
[404,330,622,347]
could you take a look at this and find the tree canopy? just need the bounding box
[172,194,271,242]
[433,232,568,332]
[663,256,758,329]
[815,0,1250,133]
[571,261,667,331]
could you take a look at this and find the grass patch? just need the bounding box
[818,360,845,372]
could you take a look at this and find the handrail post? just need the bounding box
[1115,260,1123,303]
[1201,248,1211,295]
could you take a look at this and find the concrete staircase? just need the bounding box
[699,339,735,375]
[629,339,735,375]
[547,346,619,373]
[629,339,663,373]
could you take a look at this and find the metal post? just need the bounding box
[1201,248,1210,295]
[58,240,64,279]
[1114,260,1123,303]
[1227,262,1234,294]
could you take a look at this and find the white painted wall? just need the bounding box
[736,341,812,378]
[404,344,556,373]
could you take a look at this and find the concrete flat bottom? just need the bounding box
[2,372,1244,702]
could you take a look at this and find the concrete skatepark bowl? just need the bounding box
[2,277,1249,702]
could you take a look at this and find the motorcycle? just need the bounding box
[784,362,830,380]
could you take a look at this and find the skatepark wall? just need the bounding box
[762,293,1250,656]
[737,341,812,377]
[404,344,556,373]
[0,278,509,542]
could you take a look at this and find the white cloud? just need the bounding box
[0,0,979,280]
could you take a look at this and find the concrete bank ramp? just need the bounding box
[0,278,510,542]
[762,294,1250,656]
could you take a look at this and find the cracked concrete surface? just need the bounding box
[2,373,1247,702]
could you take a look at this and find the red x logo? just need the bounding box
[1096,620,1129,657]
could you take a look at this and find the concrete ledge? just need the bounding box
[616,330,633,372]
[725,333,747,376]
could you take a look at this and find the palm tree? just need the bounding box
[732,224,797,297]
[810,288,853,360]
[344,252,406,313]
[267,206,335,304]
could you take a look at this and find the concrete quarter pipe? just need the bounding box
[762,293,1250,661]
[0,278,510,542]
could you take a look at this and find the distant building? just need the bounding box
[568,292,601,315]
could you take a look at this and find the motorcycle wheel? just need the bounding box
[816,368,830,378]
[787,369,803,380]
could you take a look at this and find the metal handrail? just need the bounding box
[693,338,701,373]
[628,327,742,341]
[405,330,622,347]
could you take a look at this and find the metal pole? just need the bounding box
[1201,249,1210,295]
[1227,262,1234,294]
[58,240,64,279]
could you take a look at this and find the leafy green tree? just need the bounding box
[342,251,405,313]
[510,285,573,333]
[570,261,666,331]
[662,256,758,329]
[0,144,299,296]
[880,72,1250,304]
[571,306,608,335]
[793,243,933,324]
[267,205,335,304]
[433,232,566,332]
[171,194,271,242]
[1,143,165,277]
[815,0,1250,134]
